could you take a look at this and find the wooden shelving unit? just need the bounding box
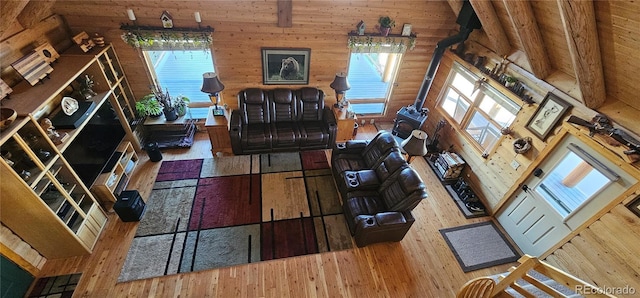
[91,141,138,210]
[0,44,137,258]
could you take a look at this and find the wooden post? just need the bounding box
[277,0,292,28]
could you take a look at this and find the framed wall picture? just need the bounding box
[626,195,640,218]
[261,48,310,85]
[525,92,572,140]
[402,23,412,36]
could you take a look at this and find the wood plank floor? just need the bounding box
[38,122,519,297]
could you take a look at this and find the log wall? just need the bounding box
[52,0,459,119]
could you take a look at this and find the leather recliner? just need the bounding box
[230,87,337,154]
[331,131,428,247]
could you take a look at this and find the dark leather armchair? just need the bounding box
[230,87,336,154]
[331,131,428,247]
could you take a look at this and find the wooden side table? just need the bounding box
[332,106,357,142]
[205,107,233,155]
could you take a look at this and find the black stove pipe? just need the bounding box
[412,27,473,111]
[411,0,482,111]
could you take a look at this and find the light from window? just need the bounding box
[536,151,611,217]
[438,62,520,153]
[144,50,215,119]
[346,52,402,115]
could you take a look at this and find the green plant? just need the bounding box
[173,95,190,116]
[135,94,163,117]
[378,16,395,28]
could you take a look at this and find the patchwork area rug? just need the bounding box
[440,221,520,272]
[118,151,353,282]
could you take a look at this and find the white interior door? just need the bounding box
[497,134,637,256]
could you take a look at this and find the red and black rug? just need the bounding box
[118,151,353,282]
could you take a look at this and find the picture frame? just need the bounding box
[525,92,572,140]
[401,23,412,36]
[261,48,310,85]
[626,195,640,218]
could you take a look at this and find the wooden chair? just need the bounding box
[457,255,615,297]
[456,277,496,298]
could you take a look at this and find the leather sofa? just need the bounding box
[331,131,428,247]
[229,87,337,154]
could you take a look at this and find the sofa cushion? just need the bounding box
[240,88,270,125]
[270,89,297,122]
[379,167,427,211]
[242,123,272,151]
[299,121,330,148]
[271,122,301,148]
[298,87,324,121]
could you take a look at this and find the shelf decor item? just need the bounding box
[261,48,310,85]
[11,51,54,86]
[34,42,60,64]
[401,23,412,36]
[378,16,395,36]
[72,31,95,53]
[0,79,12,99]
[0,108,17,131]
[161,11,174,29]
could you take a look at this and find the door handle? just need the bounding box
[522,184,530,193]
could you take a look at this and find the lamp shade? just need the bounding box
[401,130,428,157]
[201,72,225,94]
[329,72,351,92]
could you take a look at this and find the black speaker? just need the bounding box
[114,190,146,222]
[457,1,482,30]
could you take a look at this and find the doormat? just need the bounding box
[440,221,519,272]
[28,273,81,297]
[118,150,353,282]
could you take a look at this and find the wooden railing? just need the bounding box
[457,255,615,297]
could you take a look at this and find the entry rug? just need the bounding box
[440,221,519,272]
[118,151,353,282]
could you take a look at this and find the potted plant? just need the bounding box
[378,16,395,36]
[504,75,517,88]
[135,94,163,118]
[173,95,190,117]
[152,88,179,121]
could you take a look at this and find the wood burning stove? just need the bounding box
[392,106,428,139]
[392,0,481,138]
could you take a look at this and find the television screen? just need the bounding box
[63,100,125,187]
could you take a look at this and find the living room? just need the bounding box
[1,0,640,297]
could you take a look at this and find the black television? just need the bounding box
[63,100,126,187]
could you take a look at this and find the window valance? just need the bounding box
[120,25,213,51]
[347,34,416,53]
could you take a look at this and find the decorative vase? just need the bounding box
[163,108,178,121]
[380,27,391,36]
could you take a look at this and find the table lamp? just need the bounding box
[401,130,428,163]
[201,72,225,116]
[329,72,350,108]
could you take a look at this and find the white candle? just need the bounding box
[194,12,201,23]
[127,9,136,21]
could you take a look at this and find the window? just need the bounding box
[437,62,520,152]
[143,50,215,119]
[535,143,619,219]
[346,52,402,116]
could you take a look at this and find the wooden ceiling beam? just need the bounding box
[18,0,57,30]
[557,0,606,108]
[502,0,551,79]
[0,0,29,39]
[469,0,511,56]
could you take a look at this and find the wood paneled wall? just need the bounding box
[545,194,640,295]
[53,0,459,119]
